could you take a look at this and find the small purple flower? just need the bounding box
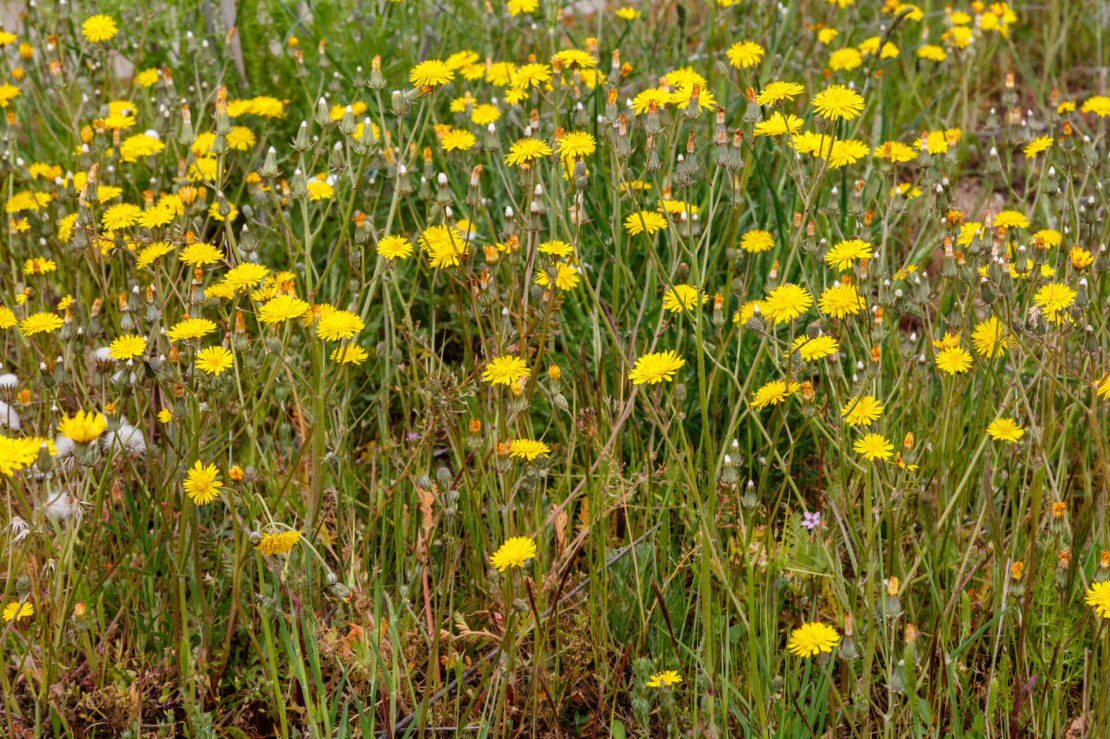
[405,432,421,442]
[801,511,821,531]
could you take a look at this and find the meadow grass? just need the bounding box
[1,0,1110,737]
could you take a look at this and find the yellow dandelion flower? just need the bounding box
[183,460,222,505]
[490,536,537,570]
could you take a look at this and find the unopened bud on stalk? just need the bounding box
[465,166,483,205]
[178,104,195,146]
[368,55,386,89]
[395,164,413,195]
[435,172,453,207]
[1076,278,1089,308]
[482,122,500,152]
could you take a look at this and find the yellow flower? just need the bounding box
[135,68,159,87]
[873,141,917,163]
[1032,229,1062,248]
[557,131,596,160]
[58,213,78,242]
[195,346,233,375]
[58,411,107,443]
[841,396,884,426]
[82,14,118,43]
[631,88,672,115]
[317,310,364,341]
[628,350,685,385]
[825,239,872,270]
[1024,136,1053,158]
[0,83,20,108]
[826,139,869,168]
[223,263,270,292]
[331,345,369,365]
[754,112,804,137]
[183,460,223,505]
[136,242,175,269]
[485,62,517,87]
[1032,282,1076,322]
[727,41,765,69]
[1086,581,1110,617]
[740,230,774,253]
[511,63,552,89]
[471,104,501,125]
[158,409,174,423]
[119,133,165,162]
[506,0,539,15]
[19,312,64,336]
[1070,246,1094,269]
[256,530,302,555]
[616,6,640,19]
[258,295,310,324]
[751,379,800,410]
[624,211,668,236]
[994,210,1029,230]
[179,241,224,266]
[756,81,804,105]
[3,601,33,622]
[509,439,550,460]
[409,60,453,87]
[504,137,553,166]
[484,355,530,385]
[828,48,863,71]
[227,126,256,150]
[551,49,597,69]
[818,282,865,319]
[539,240,574,258]
[102,203,142,230]
[987,418,1024,443]
[0,437,42,476]
[818,28,839,45]
[858,36,880,55]
[972,316,1009,358]
[378,235,413,260]
[811,85,865,120]
[792,131,833,157]
[192,132,216,157]
[442,129,476,152]
[646,671,683,688]
[166,317,217,342]
[190,156,219,181]
[22,257,56,275]
[660,200,697,217]
[306,180,334,201]
[135,203,175,229]
[534,263,581,291]
[1081,96,1110,117]
[933,332,961,350]
[793,334,839,361]
[109,334,147,360]
[764,284,813,324]
[916,45,947,62]
[490,536,537,570]
[662,285,705,313]
[787,622,840,657]
[854,433,894,461]
[935,346,973,374]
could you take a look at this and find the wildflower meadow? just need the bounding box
[2,0,1110,736]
